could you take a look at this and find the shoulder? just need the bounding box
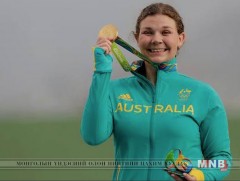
[177,73,224,109]
[176,73,222,104]
[110,76,137,87]
[177,72,217,94]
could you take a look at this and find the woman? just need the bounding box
[81,3,231,181]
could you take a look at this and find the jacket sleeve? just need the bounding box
[80,47,113,145]
[193,88,232,180]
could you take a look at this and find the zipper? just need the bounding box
[147,72,159,180]
[131,71,156,101]
[131,69,158,180]
[147,91,156,180]
[116,164,121,181]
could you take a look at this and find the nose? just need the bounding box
[151,32,163,45]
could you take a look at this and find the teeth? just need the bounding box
[150,48,167,52]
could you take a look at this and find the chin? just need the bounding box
[150,59,168,64]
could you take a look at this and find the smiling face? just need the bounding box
[135,14,185,63]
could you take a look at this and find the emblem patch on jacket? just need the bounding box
[178,89,191,101]
[118,94,133,101]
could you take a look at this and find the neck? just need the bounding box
[145,62,157,85]
[145,57,177,86]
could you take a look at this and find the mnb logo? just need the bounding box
[198,160,228,171]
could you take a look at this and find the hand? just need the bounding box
[93,38,113,72]
[96,37,113,54]
[165,162,196,181]
[169,173,196,181]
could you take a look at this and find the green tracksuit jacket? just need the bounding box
[81,48,231,181]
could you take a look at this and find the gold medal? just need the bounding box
[98,24,118,40]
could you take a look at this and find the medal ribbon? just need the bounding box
[113,37,158,71]
[111,42,132,71]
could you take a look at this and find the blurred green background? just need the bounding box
[0,111,239,180]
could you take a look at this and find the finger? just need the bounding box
[183,173,196,181]
[182,165,187,170]
[97,36,115,42]
[96,38,112,54]
[96,42,112,54]
[170,174,184,181]
[96,39,112,47]
[96,43,111,54]
[177,166,185,172]
[179,164,187,172]
[97,37,114,45]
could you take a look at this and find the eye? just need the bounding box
[162,30,171,36]
[141,30,153,35]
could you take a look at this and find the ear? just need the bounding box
[177,32,186,49]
